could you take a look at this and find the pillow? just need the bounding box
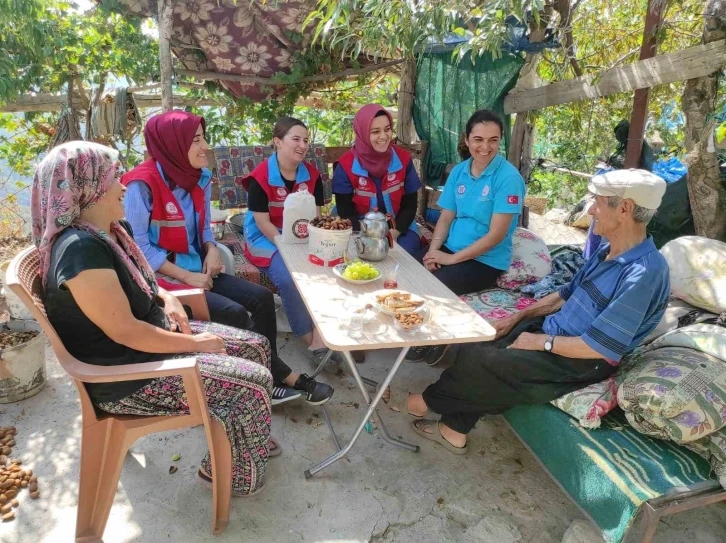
[661,236,726,313]
[496,228,552,290]
[618,346,726,444]
[643,297,718,344]
[551,377,618,428]
[644,324,726,362]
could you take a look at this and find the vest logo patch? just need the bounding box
[165,202,179,215]
[297,183,308,192]
[276,187,288,197]
[292,219,310,239]
[457,184,466,195]
[358,177,368,187]
[387,173,395,181]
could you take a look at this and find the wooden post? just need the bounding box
[157,0,174,112]
[624,0,665,168]
[507,7,551,177]
[397,56,417,144]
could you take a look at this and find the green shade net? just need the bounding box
[414,51,524,187]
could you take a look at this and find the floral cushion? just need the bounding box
[618,346,726,443]
[661,236,726,313]
[550,377,618,429]
[460,288,538,321]
[496,228,552,290]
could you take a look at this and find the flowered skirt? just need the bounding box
[95,321,273,495]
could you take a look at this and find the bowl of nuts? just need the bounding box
[393,308,430,332]
[308,216,353,267]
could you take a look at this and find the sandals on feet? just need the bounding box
[268,436,282,457]
[411,419,467,455]
[388,391,427,419]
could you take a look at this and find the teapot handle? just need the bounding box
[355,235,365,255]
[386,231,394,249]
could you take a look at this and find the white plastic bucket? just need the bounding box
[0,321,46,403]
[308,224,352,267]
[0,261,34,320]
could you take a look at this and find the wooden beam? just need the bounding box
[504,39,726,113]
[176,59,403,86]
[625,0,665,168]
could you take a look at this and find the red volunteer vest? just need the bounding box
[121,159,206,257]
[337,145,412,217]
[241,160,320,229]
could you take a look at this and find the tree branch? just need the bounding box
[554,0,583,77]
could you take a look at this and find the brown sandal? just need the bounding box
[411,419,467,455]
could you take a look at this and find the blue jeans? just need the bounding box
[260,252,314,337]
[397,229,422,254]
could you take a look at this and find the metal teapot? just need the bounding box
[355,210,394,262]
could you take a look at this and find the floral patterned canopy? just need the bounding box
[105,0,320,100]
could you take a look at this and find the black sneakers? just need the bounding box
[271,385,303,406]
[294,374,334,405]
[405,345,449,367]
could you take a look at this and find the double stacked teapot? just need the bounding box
[355,210,394,262]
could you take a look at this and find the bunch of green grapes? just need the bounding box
[342,261,379,280]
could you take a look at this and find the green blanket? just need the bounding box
[504,404,717,543]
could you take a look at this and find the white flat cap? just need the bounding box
[588,169,667,210]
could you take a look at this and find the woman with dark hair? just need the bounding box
[332,104,423,252]
[33,141,272,496]
[123,111,333,407]
[243,116,345,370]
[407,109,525,365]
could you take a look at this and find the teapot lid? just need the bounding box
[363,210,386,221]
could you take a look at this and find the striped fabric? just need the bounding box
[543,237,670,363]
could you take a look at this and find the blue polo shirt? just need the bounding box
[543,236,670,363]
[438,154,525,270]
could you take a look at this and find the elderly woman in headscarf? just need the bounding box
[332,104,424,253]
[122,110,333,407]
[32,141,272,496]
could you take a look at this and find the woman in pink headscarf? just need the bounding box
[32,141,272,496]
[332,104,423,253]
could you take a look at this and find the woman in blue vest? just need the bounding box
[123,111,333,408]
[407,109,526,365]
[243,116,352,368]
[333,104,423,253]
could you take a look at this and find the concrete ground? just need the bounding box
[2,337,726,543]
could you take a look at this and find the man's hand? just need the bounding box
[493,313,521,340]
[423,249,456,267]
[182,271,213,290]
[507,332,546,351]
[159,292,192,335]
[202,244,225,277]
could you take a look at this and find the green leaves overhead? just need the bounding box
[0,1,159,104]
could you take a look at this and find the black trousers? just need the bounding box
[409,245,502,295]
[422,317,616,434]
[204,273,292,384]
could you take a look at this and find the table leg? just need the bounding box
[304,347,419,479]
[309,348,333,378]
[320,404,342,452]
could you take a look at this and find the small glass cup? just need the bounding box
[383,265,399,289]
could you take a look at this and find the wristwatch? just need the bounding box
[544,335,555,353]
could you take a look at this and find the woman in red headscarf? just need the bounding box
[332,104,423,253]
[123,111,333,408]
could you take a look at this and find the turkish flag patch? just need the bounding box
[507,195,519,204]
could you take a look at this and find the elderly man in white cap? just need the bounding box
[404,169,670,455]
